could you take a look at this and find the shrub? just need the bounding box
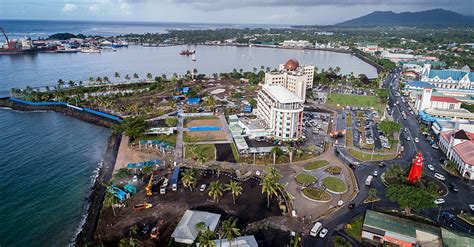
[325,166,342,175]
[302,187,331,201]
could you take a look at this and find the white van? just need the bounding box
[365,175,373,186]
[310,222,323,237]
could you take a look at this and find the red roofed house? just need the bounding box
[438,129,474,180]
[415,88,462,111]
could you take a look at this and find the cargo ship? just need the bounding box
[179,49,195,55]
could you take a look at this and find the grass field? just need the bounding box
[296,173,317,185]
[136,134,177,146]
[347,147,398,161]
[322,177,348,193]
[327,93,383,111]
[344,216,363,242]
[303,160,330,171]
[185,144,216,161]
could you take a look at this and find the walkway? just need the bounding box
[174,109,184,165]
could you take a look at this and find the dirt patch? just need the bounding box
[215,144,236,162]
[184,118,221,128]
[93,169,282,246]
[184,130,227,142]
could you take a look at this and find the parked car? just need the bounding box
[448,183,459,192]
[378,162,386,167]
[434,173,446,181]
[406,136,411,141]
[132,175,138,183]
[373,170,378,177]
[199,184,207,192]
[319,228,328,238]
[434,198,445,205]
[431,144,439,150]
[441,211,456,221]
[427,164,435,171]
[414,137,419,143]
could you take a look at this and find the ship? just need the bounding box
[56,45,78,53]
[112,41,129,48]
[179,49,195,55]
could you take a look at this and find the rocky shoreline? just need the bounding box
[0,98,122,246]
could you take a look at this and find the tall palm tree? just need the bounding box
[146,73,153,80]
[208,181,223,203]
[68,80,75,88]
[225,180,242,205]
[260,176,282,208]
[196,224,217,247]
[267,167,282,181]
[103,76,110,83]
[182,168,198,192]
[114,71,120,79]
[133,73,139,79]
[220,217,241,243]
[57,79,65,88]
[103,189,117,217]
[88,76,94,83]
[125,74,131,81]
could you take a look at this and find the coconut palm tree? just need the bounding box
[114,72,120,79]
[197,154,209,166]
[57,79,65,88]
[182,168,198,192]
[88,76,94,84]
[103,189,117,217]
[208,181,223,203]
[103,76,110,84]
[68,80,75,88]
[133,73,139,79]
[196,223,217,247]
[146,73,153,80]
[260,175,282,208]
[224,180,242,204]
[125,74,131,81]
[267,167,282,181]
[220,217,241,243]
[270,146,283,165]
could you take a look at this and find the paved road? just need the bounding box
[302,68,474,246]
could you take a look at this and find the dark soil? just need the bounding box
[215,143,236,162]
[93,169,282,246]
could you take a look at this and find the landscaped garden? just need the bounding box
[303,160,329,171]
[302,187,331,201]
[322,177,348,193]
[324,166,342,175]
[185,144,216,163]
[295,173,317,185]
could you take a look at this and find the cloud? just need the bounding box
[88,4,100,12]
[62,3,78,12]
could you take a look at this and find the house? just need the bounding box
[171,210,221,244]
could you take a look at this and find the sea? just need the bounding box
[0,20,377,246]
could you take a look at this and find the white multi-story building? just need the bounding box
[438,129,474,180]
[264,59,314,101]
[256,84,304,141]
[281,40,312,48]
[415,88,462,111]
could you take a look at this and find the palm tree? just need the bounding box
[103,189,117,217]
[88,76,94,84]
[182,168,198,192]
[224,180,242,204]
[57,79,65,88]
[197,154,209,166]
[270,146,283,165]
[125,74,131,81]
[142,165,153,176]
[260,175,282,208]
[114,71,120,79]
[368,188,377,209]
[220,217,241,243]
[96,76,102,84]
[68,80,75,88]
[146,73,153,80]
[103,76,110,83]
[208,181,223,203]
[133,73,139,79]
[196,223,217,247]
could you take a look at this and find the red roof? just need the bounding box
[430,96,460,103]
[453,141,474,166]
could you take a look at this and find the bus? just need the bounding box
[365,175,373,186]
[310,222,323,237]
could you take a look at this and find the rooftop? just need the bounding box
[430,96,461,103]
[262,84,304,104]
[405,80,435,89]
[198,235,259,247]
[441,227,474,247]
[171,210,221,244]
[453,140,474,166]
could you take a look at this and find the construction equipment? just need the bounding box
[146,174,154,196]
[330,129,346,138]
[0,27,11,49]
[150,220,165,239]
[133,202,153,211]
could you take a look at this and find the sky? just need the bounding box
[0,0,472,25]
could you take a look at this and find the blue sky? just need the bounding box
[0,0,472,25]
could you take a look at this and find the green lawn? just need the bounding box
[347,147,397,161]
[322,177,348,193]
[304,160,330,171]
[327,93,383,111]
[185,144,216,160]
[137,134,177,147]
[296,173,317,185]
[344,216,363,242]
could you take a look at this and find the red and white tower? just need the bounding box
[407,152,424,184]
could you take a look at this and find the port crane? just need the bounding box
[0,27,12,49]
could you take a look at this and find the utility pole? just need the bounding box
[437,206,442,222]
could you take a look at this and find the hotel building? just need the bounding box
[256,84,304,141]
[264,59,314,101]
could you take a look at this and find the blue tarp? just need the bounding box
[243,105,252,113]
[418,110,450,123]
[182,87,189,94]
[187,98,201,105]
[127,159,162,169]
[188,126,221,131]
[109,186,127,201]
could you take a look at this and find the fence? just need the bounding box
[10,98,123,122]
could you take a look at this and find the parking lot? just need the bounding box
[348,108,391,150]
[302,111,331,152]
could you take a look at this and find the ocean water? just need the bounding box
[0,110,110,246]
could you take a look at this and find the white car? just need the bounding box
[427,164,435,171]
[199,184,207,192]
[469,204,474,211]
[132,175,138,183]
[434,173,445,181]
[337,200,344,206]
[404,128,408,132]
[434,198,445,205]
[414,137,419,143]
[406,136,411,141]
[162,178,169,187]
[373,170,378,177]
[319,228,328,238]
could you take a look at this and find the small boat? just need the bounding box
[133,202,153,211]
[180,49,195,55]
[81,46,101,53]
[191,54,196,61]
[56,46,78,53]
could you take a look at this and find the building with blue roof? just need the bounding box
[421,64,473,91]
[187,98,201,105]
[404,80,435,91]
